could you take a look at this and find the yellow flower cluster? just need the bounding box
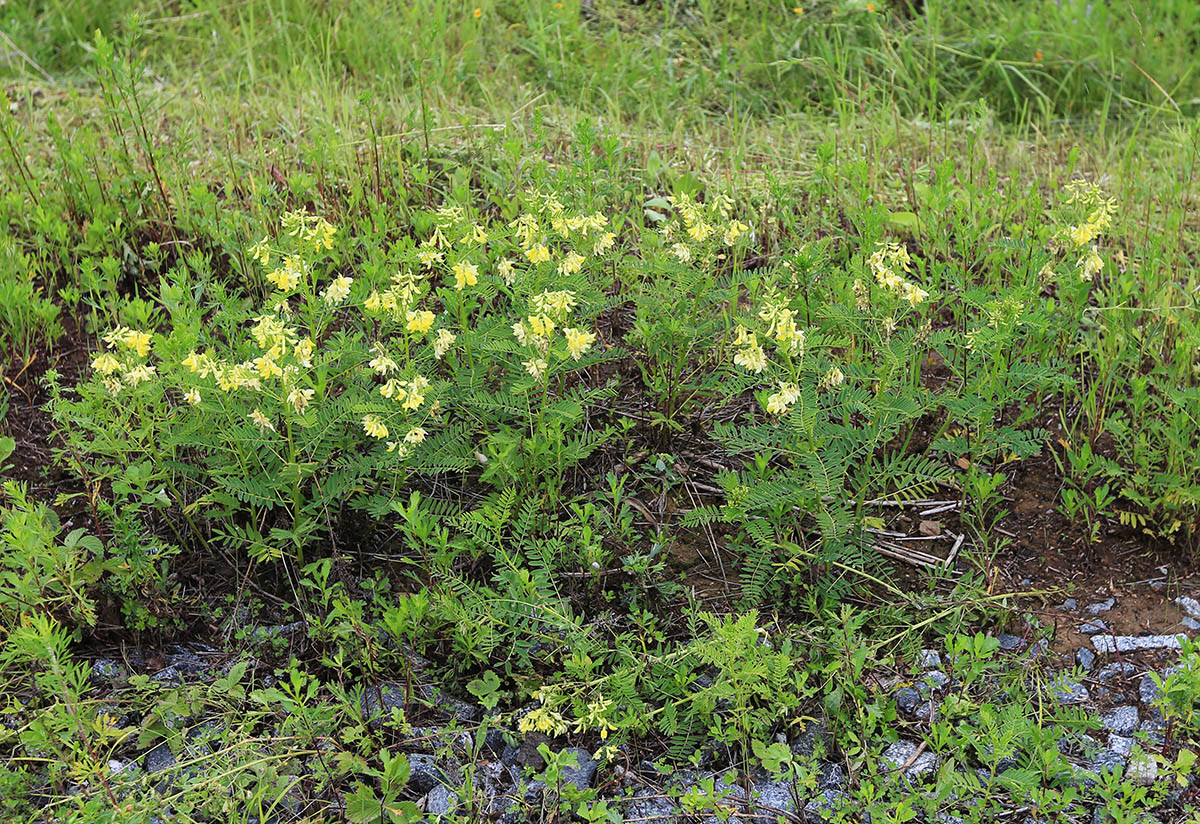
[178,314,318,416]
[91,327,156,395]
[517,705,569,737]
[281,210,337,252]
[733,326,767,373]
[512,289,597,377]
[758,296,806,357]
[765,381,800,415]
[364,269,428,321]
[660,192,748,264]
[1059,181,1117,282]
[868,242,928,306]
[379,374,431,411]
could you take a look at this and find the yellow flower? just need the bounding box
[451,259,479,290]
[823,367,845,388]
[517,706,567,736]
[473,6,482,17]
[686,220,713,242]
[249,409,275,431]
[254,355,283,380]
[369,353,398,375]
[123,363,156,385]
[498,258,517,285]
[525,244,551,264]
[512,320,529,345]
[527,314,556,340]
[670,242,692,263]
[362,415,388,439]
[593,231,616,256]
[532,290,577,320]
[404,427,427,444]
[734,339,767,373]
[524,357,548,379]
[287,387,314,413]
[406,310,436,335]
[723,220,750,245]
[1078,247,1104,282]
[793,5,804,12]
[558,251,586,276]
[564,327,596,361]
[184,388,202,406]
[901,282,929,306]
[294,339,315,368]
[123,330,152,358]
[417,246,444,267]
[92,353,121,375]
[766,392,788,416]
[433,329,456,359]
[249,236,271,265]
[323,276,353,306]
[267,255,304,291]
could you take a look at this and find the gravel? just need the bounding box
[1100,706,1139,736]
[1051,677,1090,705]
[1095,662,1137,682]
[1075,648,1096,672]
[918,649,943,670]
[881,740,938,778]
[1086,598,1116,615]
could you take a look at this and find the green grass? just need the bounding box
[1,1,1200,822]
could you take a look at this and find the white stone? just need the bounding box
[1091,634,1187,654]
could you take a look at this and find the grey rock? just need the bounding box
[559,747,598,791]
[1024,639,1050,661]
[915,701,939,722]
[996,634,1023,651]
[150,666,186,685]
[1091,749,1125,776]
[362,682,478,727]
[1051,677,1089,705]
[750,781,797,815]
[1176,596,1200,619]
[1075,648,1096,672]
[1096,662,1137,682]
[408,753,442,795]
[881,740,938,778]
[1079,620,1109,635]
[89,658,127,683]
[819,762,846,790]
[144,743,176,774]
[624,789,677,821]
[1086,598,1116,615]
[790,717,831,760]
[920,670,950,694]
[1107,735,1133,757]
[1060,598,1078,611]
[1128,752,1158,785]
[1182,617,1200,631]
[918,649,943,670]
[1092,635,1188,654]
[1100,706,1139,736]
[894,687,920,715]
[804,789,848,818]
[425,784,459,818]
